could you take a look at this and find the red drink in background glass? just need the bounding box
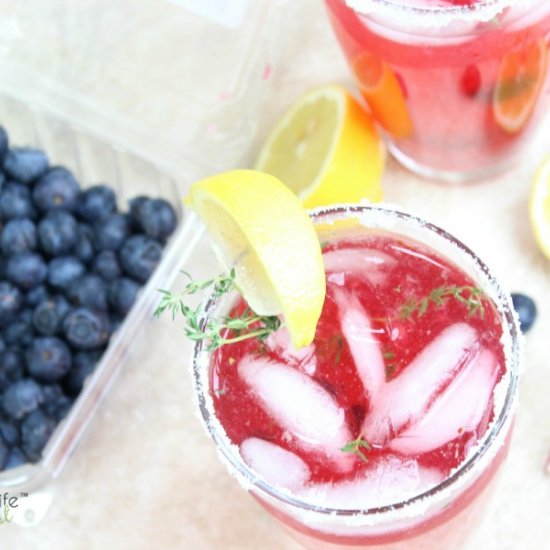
[324,0,550,182]
[192,205,521,550]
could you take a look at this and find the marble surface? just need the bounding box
[2,1,550,548]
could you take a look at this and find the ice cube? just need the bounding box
[333,288,386,398]
[363,323,480,445]
[298,455,443,510]
[240,437,311,491]
[323,247,395,287]
[266,328,316,375]
[390,349,499,455]
[238,356,352,471]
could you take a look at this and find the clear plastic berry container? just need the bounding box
[0,0,290,524]
[0,92,204,522]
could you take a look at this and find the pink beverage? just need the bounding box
[192,205,520,549]
[325,0,550,182]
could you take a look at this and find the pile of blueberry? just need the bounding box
[0,126,177,472]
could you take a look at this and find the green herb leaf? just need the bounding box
[340,435,371,463]
[400,285,485,321]
[155,270,282,350]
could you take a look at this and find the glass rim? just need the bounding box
[191,203,521,520]
[347,0,513,15]
[342,0,536,29]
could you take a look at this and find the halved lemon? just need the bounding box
[493,38,548,134]
[189,170,326,348]
[529,155,550,260]
[254,84,384,209]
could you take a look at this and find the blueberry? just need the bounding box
[0,126,8,161]
[41,383,63,404]
[3,147,48,184]
[33,166,80,211]
[0,349,24,384]
[41,384,73,421]
[26,336,72,383]
[2,379,44,420]
[76,184,117,222]
[67,274,108,310]
[0,434,7,468]
[25,285,49,308]
[73,223,95,263]
[21,409,56,462]
[92,250,121,281]
[119,234,162,282]
[0,419,19,446]
[128,195,148,219]
[64,350,102,396]
[0,336,5,355]
[47,256,86,290]
[3,446,26,470]
[0,281,22,325]
[0,368,9,393]
[38,210,79,256]
[32,295,71,335]
[6,252,48,289]
[3,308,34,348]
[6,256,47,292]
[0,218,37,256]
[130,197,177,241]
[0,182,36,220]
[108,277,140,315]
[511,293,537,333]
[63,308,110,350]
[93,213,131,251]
[48,394,73,422]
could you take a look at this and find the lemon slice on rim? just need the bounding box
[255,84,384,209]
[529,155,550,260]
[189,170,326,348]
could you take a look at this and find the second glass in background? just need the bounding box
[325,0,550,182]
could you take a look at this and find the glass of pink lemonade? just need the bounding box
[192,204,521,549]
[324,0,550,182]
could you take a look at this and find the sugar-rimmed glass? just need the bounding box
[325,0,550,183]
[192,204,521,549]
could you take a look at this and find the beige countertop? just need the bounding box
[2,1,550,548]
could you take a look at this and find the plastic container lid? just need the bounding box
[0,0,290,180]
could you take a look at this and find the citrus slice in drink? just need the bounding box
[254,85,384,209]
[529,155,550,260]
[189,169,326,348]
[493,38,548,134]
[352,51,413,139]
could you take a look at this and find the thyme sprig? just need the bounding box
[154,269,282,351]
[400,285,485,321]
[155,270,237,320]
[340,435,371,463]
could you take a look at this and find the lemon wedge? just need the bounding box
[529,155,550,260]
[189,170,326,348]
[255,84,384,209]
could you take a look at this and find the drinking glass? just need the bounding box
[191,204,521,549]
[325,0,550,182]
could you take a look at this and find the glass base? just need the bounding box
[387,141,517,184]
